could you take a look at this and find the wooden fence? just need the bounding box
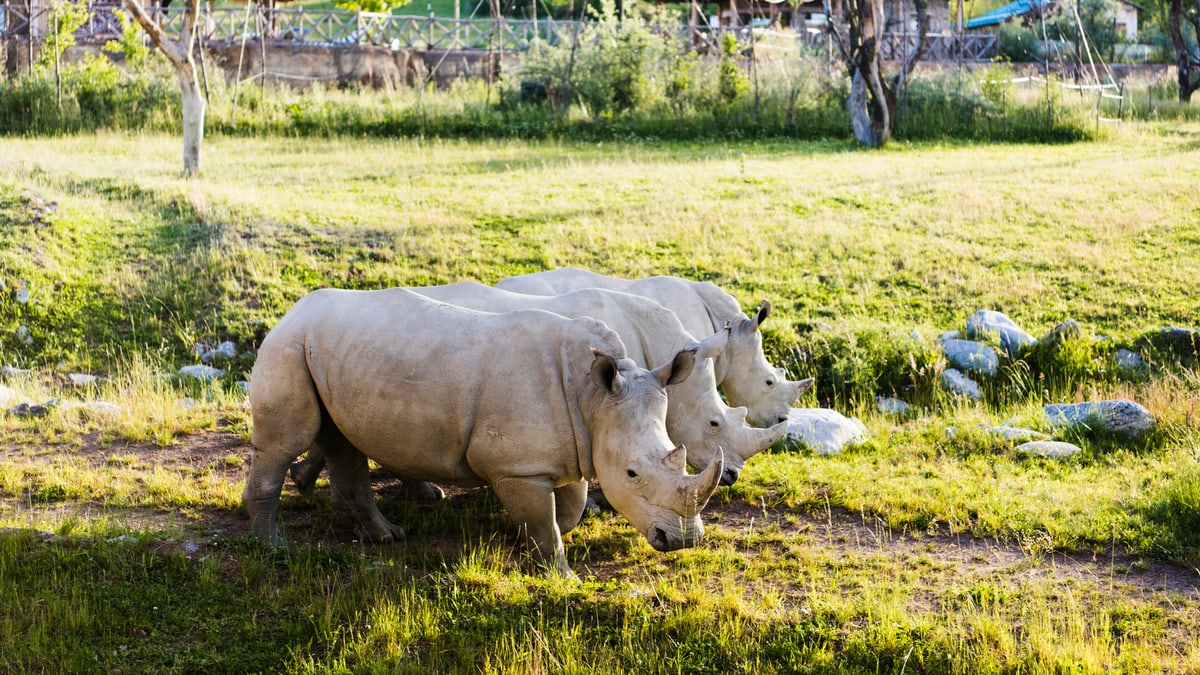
[0,4,998,60]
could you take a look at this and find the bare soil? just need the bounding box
[6,430,1199,602]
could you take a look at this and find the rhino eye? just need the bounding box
[626,469,638,478]
[709,419,721,428]
[766,378,775,386]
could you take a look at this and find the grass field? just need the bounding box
[1,124,1199,672]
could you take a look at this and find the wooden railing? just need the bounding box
[0,4,997,60]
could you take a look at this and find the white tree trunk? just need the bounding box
[179,68,205,177]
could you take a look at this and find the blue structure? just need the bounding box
[965,0,1055,29]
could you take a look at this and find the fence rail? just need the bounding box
[0,4,997,59]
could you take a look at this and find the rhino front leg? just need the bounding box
[324,443,406,543]
[554,482,587,536]
[289,449,327,497]
[491,475,575,579]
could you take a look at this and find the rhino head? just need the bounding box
[588,348,724,552]
[665,326,788,486]
[718,300,815,427]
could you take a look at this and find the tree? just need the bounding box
[1167,0,1200,101]
[122,0,205,176]
[826,0,929,147]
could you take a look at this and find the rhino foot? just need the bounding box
[355,520,406,543]
[289,456,326,497]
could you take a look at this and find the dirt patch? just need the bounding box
[4,431,1198,599]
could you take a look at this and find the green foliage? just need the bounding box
[333,0,411,13]
[35,0,91,71]
[102,8,154,73]
[717,33,749,105]
[1143,467,1200,568]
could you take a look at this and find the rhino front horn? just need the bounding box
[679,447,723,515]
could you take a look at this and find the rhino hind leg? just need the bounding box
[323,437,406,543]
[491,475,575,578]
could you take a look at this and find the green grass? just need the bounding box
[2,126,1200,671]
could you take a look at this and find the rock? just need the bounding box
[14,288,29,304]
[178,365,224,380]
[1157,327,1200,360]
[942,339,999,377]
[67,373,100,387]
[964,310,1036,357]
[1040,320,1082,347]
[0,384,26,408]
[1114,349,1145,371]
[1,365,30,377]
[9,399,60,417]
[875,396,912,416]
[989,425,1051,442]
[236,380,251,393]
[785,408,868,456]
[941,368,983,400]
[61,401,121,417]
[940,330,961,341]
[15,325,32,345]
[1017,441,1083,458]
[1043,400,1156,441]
[213,341,238,359]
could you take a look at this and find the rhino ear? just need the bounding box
[591,349,626,395]
[652,347,696,387]
[693,325,730,360]
[749,300,772,330]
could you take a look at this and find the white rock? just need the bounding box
[60,400,121,417]
[0,384,27,408]
[1114,349,1145,371]
[941,368,982,400]
[178,365,224,380]
[1,365,30,377]
[965,310,1036,356]
[1043,400,1157,440]
[874,396,912,416]
[1016,441,1083,459]
[67,373,99,387]
[213,341,238,359]
[989,425,1051,442]
[785,408,868,456]
[15,326,32,345]
[942,339,999,377]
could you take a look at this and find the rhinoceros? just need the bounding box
[495,268,813,427]
[244,287,723,577]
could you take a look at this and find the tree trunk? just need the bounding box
[124,0,205,176]
[179,69,205,177]
[1168,0,1200,102]
[836,0,926,147]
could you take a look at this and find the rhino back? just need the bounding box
[261,288,616,486]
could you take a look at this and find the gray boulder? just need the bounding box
[1017,441,1083,458]
[965,310,1036,357]
[1114,349,1145,372]
[1043,400,1156,441]
[1040,320,1083,347]
[942,339,1000,377]
[942,368,983,400]
[785,408,868,456]
[990,425,1051,442]
[874,396,912,416]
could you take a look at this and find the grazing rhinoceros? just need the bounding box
[496,268,813,427]
[244,287,723,577]
[288,284,787,495]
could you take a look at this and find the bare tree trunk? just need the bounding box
[123,0,206,176]
[839,0,925,147]
[1168,0,1200,102]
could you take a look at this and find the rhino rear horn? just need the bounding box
[652,347,697,388]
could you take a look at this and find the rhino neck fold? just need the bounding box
[562,345,596,481]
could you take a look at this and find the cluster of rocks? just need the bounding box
[784,310,1173,459]
[1,340,250,419]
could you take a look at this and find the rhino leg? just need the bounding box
[400,480,445,501]
[289,449,327,497]
[244,343,324,545]
[491,475,575,579]
[323,440,406,543]
[554,482,587,536]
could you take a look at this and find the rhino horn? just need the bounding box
[749,420,789,456]
[677,447,723,515]
[789,377,816,402]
